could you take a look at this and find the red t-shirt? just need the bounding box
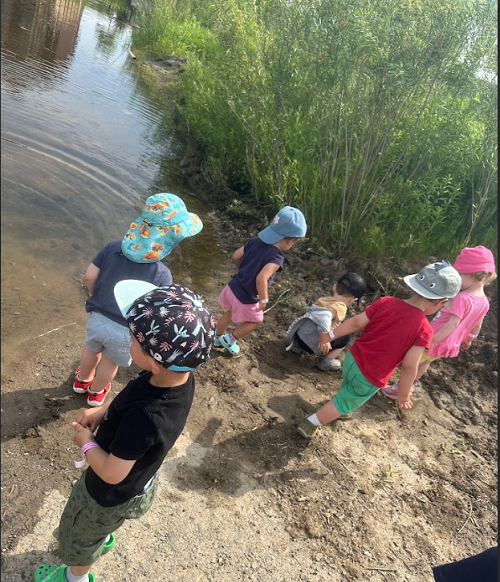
[349,296,433,388]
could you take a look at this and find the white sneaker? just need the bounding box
[317,357,342,371]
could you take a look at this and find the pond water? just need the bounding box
[1,0,222,377]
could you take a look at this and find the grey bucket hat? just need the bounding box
[404,261,461,300]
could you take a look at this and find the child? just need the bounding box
[215,206,307,356]
[286,272,367,371]
[73,193,202,407]
[382,246,496,400]
[35,281,215,582]
[297,261,462,438]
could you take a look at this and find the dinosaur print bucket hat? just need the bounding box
[114,280,215,371]
[121,193,203,263]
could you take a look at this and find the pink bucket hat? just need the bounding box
[453,246,496,274]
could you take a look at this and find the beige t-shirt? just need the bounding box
[314,298,348,329]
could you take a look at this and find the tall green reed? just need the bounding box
[133,0,497,259]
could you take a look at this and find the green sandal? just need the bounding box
[102,533,115,555]
[34,565,95,582]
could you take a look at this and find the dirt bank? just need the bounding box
[2,184,497,581]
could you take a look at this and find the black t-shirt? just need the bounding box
[433,547,497,582]
[85,371,195,507]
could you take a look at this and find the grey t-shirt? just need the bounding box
[85,241,173,326]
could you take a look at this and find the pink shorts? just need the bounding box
[218,285,264,324]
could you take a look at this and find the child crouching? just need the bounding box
[286,272,367,371]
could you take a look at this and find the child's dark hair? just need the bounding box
[336,273,367,299]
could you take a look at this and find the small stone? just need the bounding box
[315,553,323,562]
[13,312,20,316]
[32,275,36,279]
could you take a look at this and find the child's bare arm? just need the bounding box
[72,421,136,485]
[398,345,425,410]
[255,263,281,311]
[232,246,245,264]
[462,317,484,350]
[430,313,460,348]
[317,312,369,354]
[84,263,100,296]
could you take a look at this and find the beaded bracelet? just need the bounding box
[74,442,101,469]
[81,442,101,457]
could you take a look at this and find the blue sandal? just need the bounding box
[219,333,240,356]
[34,565,95,582]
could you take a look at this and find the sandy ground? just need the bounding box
[1,198,498,582]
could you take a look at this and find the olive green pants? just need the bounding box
[58,472,158,566]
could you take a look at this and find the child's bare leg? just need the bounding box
[92,354,119,393]
[315,400,342,425]
[326,347,344,360]
[79,347,102,381]
[233,321,261,340]
[216,311,233,336]
[416,359,431,381]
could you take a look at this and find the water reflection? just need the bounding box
[1,0,84,90]
[1,0,223,379]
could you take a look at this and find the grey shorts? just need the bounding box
[58,472,158,566]
[85,311,132,367]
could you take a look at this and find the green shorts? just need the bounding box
[58,471,158,567]
[333,351,380,415]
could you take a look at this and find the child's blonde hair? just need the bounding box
[471,271,497,285]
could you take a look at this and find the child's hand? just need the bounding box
[318,331,331,350]
[75,408,105,432]
[255,301,267,312]
[397,396,413,411]
[461,339,472,350]
[72,421,96,448]
[318,342,330,355]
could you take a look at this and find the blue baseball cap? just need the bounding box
[258,206,307,244]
